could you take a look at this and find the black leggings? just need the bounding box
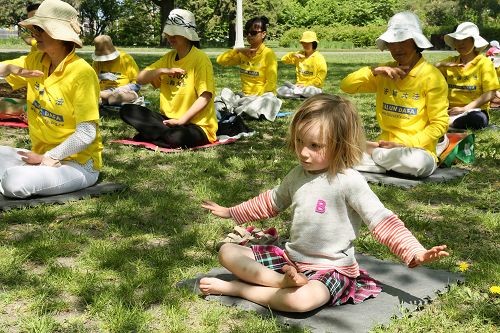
[119,104,209,149]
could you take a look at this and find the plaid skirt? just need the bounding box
[252,245,382,306]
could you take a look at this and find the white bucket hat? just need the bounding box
[491,40,499,48]
[162,9,199,42]
[376,12,432,51]
[19,0,82,48]
[444,22,489,52]
[92,35,120,62]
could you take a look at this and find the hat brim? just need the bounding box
[20,16,82,48]
[376,29,432,51]
[300,38,318,43]
[163,24,199,42]
[92,50,120,62]
[444,33,489,52]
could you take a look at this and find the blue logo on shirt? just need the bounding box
[40,108,64,122]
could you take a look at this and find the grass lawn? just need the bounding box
[0,50,499,333]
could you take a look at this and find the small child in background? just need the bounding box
[278,31,327,98]
[435,23,499,129]
[201,94,448,313]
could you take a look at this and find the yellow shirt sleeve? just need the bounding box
[216,49,241,66]
[340,66,378,94]
[281,52,299,65]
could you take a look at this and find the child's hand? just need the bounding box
[202,200,231,219]
[409,245,449,268]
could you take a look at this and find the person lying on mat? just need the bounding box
[200,94,449,313]
[92,35,142,106]
[215,16,281,121]
[340,12,448,178]
[0,0,103,199]
[435,23,499,130]
[119,9,217,149]
[277,31,327,99]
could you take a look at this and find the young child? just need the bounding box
[435,23,499,130]
[200,94,448,313]
[119,9,217,148]
[277,31,327,99]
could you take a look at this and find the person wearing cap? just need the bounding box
[215,16,281,121]
[277,31,327,98]
[119,9,217,149]
[435,23,499,130]
[340,12,448,178]
[0,0,103,198]
[92,35,141,106]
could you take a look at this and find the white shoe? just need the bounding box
[354,153,386,173]
[436,135,450,157]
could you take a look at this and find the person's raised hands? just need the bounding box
[237,48,257,58]
[202,200,231,219]
[163,67,186,77]
[435,61,465,68]
[372,66,409,80]
[6,64,44,78]
[294,53,305,59]
[409,245,449,268]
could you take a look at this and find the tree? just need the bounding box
[79,0,123,42]
[0,0,30,29]
[150,0,175,46]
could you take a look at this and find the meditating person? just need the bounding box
[92,35,141,106]
[215,16,281,121]
[200,94,449,312]
[119,9,217,149]
[435,23,499,130]
[0,0,103,198]
[340,12,448,178]
[277,31,327,98]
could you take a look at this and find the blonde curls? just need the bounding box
[288,94,366,176]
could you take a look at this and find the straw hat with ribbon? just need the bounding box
[376,12,432,51]
[300,31,318,43]
[19,0,82,48]
[162,9,199,42]
[444,22,489,52]
[92,35,120,62]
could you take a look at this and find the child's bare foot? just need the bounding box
[199,277,238,296]
[281,265,308,288]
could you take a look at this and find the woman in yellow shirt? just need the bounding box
[435,23,499,130]
[119,9,217,148]
[0,0,103,198]
[215,16,281,121]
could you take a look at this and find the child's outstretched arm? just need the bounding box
[202,200,231,219]
[409,245,449,268]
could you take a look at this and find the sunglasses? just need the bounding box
[245,30,262,36]
[32,25,44,34]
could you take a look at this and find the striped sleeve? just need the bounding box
[229,190,279,225]
[371,214,426,265]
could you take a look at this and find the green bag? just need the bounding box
[440,133,475,167]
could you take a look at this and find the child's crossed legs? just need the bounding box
[199,243,331,312]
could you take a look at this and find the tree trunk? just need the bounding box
[151,0,175,47]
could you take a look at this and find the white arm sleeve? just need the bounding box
[45,122,97,160]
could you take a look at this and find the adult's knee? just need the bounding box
[1,170,33,198]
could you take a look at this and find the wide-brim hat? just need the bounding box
[444,22,489,52]
[300,31,318,43]
[162,9,199,42]
[376,12,432,51]
[19,0,82,48]
[92,35,120,61]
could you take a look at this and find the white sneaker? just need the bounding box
[354,153,386,173]
[436,135,450,157]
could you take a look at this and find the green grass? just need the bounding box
[0,51,499,332]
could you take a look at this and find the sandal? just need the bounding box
[246,226,279,246]
[216,226,255,250]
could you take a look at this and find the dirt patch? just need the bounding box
[0,82,27,99]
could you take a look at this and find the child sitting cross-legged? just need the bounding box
[200,94,449,313]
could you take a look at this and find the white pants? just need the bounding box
[215,88,282,121]
[0,146,99,198]
[356,147,437,178]
[277,83,322,98]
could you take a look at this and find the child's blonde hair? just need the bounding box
[288,94,366,176]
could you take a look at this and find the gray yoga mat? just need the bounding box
[178,253,463,333]
[360,167,469,188]
[0,182,125,211]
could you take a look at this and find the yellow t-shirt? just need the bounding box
[281,50,327,88]
[146,46,217,143]
[92,50,139,90]
[340,57,449,160]
[438,54,500,112]
[216,44,277,95]
[3,49,103,170]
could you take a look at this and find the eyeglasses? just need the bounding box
[245,30,262,36]
[31,25,44,34]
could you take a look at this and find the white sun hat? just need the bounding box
[444,22,489,52]
[162,9,200,42]
[92,35,120,62]
[376,12,432,51]
[18,0,82,48]
[491,40,499,48]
